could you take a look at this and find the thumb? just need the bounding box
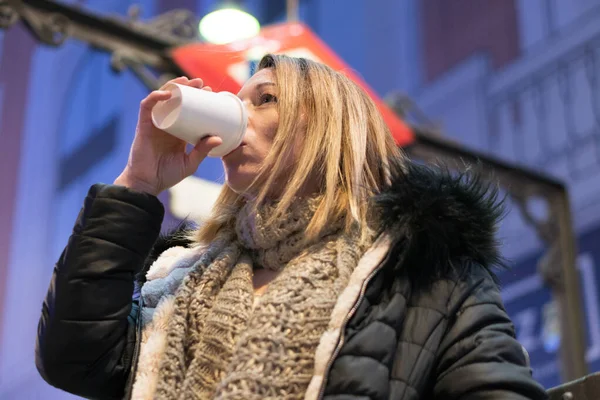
[186,136,223,172]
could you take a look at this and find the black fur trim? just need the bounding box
[373,159,507,289]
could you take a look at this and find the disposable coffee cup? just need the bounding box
[151,83,247,158]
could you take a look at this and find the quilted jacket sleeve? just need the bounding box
[433,266,549,400]
[35,184,164,399]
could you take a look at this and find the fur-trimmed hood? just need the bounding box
[139,160,505,289]
[373,159,505,289]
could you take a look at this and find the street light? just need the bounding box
[199,2,260,45]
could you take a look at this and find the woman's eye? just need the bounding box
[260,94,277,105]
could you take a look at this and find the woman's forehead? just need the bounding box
[238,69,276,95]
[252,69,276,85]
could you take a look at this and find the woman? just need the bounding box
[36,54,547,400]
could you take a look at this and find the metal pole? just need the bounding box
[287,0,299,22]
[554,190,589,380]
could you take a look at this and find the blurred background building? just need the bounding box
[1,0,600,398]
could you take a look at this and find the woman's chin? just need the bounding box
[224,172,255,196]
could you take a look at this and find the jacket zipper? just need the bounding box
[316,262,385,400]
[125,280,207,399]
[124,295,143,400]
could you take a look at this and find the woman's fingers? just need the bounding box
[160,76,189,90]
[186,136,223,172]
[195,135,222,153]
[188,78,204,89]
[139,90,172,114]
[202,86,213,92]
[159,76,207,90]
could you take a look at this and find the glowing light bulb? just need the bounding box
[199,8,260,45]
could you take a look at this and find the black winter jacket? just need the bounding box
[35,162,548,399]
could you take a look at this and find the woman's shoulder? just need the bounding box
[380,255,503,318]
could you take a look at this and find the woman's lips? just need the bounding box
[222,143,246,158]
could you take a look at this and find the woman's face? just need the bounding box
[221,68,283,196]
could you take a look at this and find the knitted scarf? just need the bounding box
[134,196,373,400]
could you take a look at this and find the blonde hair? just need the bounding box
[194,54,405,245]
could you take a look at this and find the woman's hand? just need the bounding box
[114,77,223,196]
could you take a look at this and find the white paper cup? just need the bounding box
[151,83,247,157]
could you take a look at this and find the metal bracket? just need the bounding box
[511,193,565,288]
[111,52,176,90]
[2,0,190,73]
[140,8,199,42]
[512,193,555,244]
[4,0,70,45]
[0,1,20,29]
